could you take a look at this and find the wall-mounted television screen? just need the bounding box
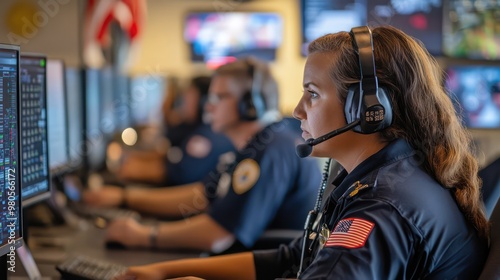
[443,0,500,60]
[446,66,500,128]
[367,0,443,55]
[300,0,366,56]
[184,12,283,66]
[300,0,443,56]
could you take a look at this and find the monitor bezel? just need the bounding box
[0,43,23,256]
[19,52,51,208]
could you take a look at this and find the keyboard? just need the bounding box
[56,255,128,280]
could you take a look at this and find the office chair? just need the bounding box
[479,157,500,218]
[478,198,500,280]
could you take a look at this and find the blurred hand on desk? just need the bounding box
[117,151,166,183]
[113,263,166,280]
[115,265,207,280]
[82,181,208,218]
[167,276,204,280]
[105,217,151,249]
[82,185,124,208]
[114,265,207,280]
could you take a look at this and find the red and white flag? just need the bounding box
[83,0,146,69]
[325,218,374,249]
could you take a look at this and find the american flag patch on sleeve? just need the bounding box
[325,218,374,249]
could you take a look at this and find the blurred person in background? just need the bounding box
[84,57,321,254]
[117,76,236,186]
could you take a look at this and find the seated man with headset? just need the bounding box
[116,76,236,186]
[83,57,321,254]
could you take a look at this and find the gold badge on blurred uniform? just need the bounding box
[318,224,331,250]
[232,158,260,195]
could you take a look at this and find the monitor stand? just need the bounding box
[1,255,7,280]
[11,209,42,280]
[16,241,41,280]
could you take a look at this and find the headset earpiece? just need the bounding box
[239,90,258,121]
[239,59,267,121]
[344,26,392,134]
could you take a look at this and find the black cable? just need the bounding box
[298,158,332,277]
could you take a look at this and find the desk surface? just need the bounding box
[9,219,200,279]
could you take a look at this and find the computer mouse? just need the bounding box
[105,241,127,250]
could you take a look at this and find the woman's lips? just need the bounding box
[301,130,311,140]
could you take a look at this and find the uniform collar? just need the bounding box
[330,139,416,202]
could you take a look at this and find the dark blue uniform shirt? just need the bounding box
[202,121,321,248]
[165,124,236,186]
[254,139,488,279]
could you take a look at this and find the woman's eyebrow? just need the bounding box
[303,82,318,88]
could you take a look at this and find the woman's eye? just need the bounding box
[308,90,318,99]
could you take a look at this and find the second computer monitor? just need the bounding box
[46,59,70,172]
[20,54,50,208]
[85,68,107,172]
[65,67,84,166]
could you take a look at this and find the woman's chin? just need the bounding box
[310,149,327,158]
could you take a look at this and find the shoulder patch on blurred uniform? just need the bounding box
[186,135,211,158]
[232,158,260,195]
[325,218,374,249]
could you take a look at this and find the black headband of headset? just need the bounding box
[349,26,378,94]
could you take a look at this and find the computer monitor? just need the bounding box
[113,70,131,131]
[65,67,84,166]
[20,54,50,207]
[46,59,70,173]
[100,67,117,138]
[85,68,106,171]
[446,65,500,128]
[129,74,166,126]
[0,44,23,258]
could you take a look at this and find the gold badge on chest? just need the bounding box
[318,224,331,250]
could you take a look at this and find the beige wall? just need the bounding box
[1,0,499,167]
[132,0,306,115]
[0,0,81,66]
[0,0,306,114]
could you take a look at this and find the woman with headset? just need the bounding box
[114,26,488,280]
